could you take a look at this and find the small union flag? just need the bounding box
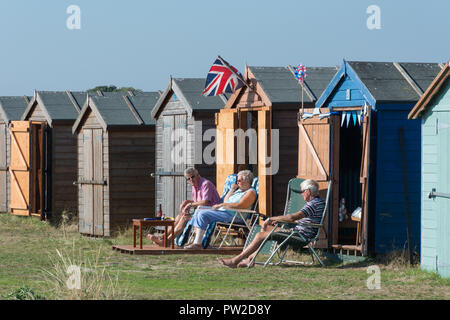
[202,57,244,96]
[295,64,307,83]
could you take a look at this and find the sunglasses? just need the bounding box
[186,176,195,181]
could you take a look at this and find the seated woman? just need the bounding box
[184,170,257,250]
[147,167,220,247]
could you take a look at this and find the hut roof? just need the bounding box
[22,91,83,123]
[248,66,339,104]
[22,90,153,125]
[409,62,450,119]
[151,78,226,119]
[72,92,160,133]
[0,96,30,123]
[316,60,444,108]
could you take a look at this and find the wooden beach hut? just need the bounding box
[309,60,442,256]
[0,96,30,213]
[72,93,159,236]
[408,62,450,278]
[12,91,88,219]
[151,78,226,218]
[215,65,338,225]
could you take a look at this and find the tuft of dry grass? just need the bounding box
[374,248,420,270]
[40,241,128,300]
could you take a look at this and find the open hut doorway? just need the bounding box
[335,115,363,246]
[216,107,272,215]
[329,106,371,254]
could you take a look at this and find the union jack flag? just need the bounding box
[202,57,244,96]
[295,64,307,83]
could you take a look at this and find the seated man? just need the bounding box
[184,170,257,250]
[148,167,220,246]
[218,179,325,267]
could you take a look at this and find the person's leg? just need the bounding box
[185,209,227,249]
[148,211,185,246]
[218,225,276,268]
[170,213,191,240]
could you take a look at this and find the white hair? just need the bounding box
[184,167,198,177]
[300,179,319,196]
[237,170,254,184]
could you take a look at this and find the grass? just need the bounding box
[0,212,449,300]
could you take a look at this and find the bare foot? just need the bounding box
[147,234,164,247]
[184,243,202,250]
[217,258,238,268]
[237,258,255,268]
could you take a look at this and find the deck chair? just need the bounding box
[211,177,259,248]
[247,178,332,267]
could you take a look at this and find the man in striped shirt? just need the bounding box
[218,179,325,268]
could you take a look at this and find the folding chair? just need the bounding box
[211,177,259,248]
[248,179,332,267]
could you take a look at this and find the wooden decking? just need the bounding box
[112,244,243,255]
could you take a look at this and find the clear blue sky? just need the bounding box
[0,0,448,95]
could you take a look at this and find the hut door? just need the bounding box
[30,122,46,219]
[0,123,7,212]
[215,110,238,195]
[9,121,31,216]
[161,115,175,217]
[160,114,188,218]
[79,128,104,235]
[297,108,331,248]
[173,114,187,217]
[359,106,371,254]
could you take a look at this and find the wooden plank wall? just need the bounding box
[27,102,79,218]
[52,124,78,217]
[27,103,47,122]
[421,82,450,276]
[108,129,155,230]
[194,113,217,186]
[272,109,299,216]
[0,122,7,212]
[374,108,421,253]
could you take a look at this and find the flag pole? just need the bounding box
[217,55,255,93]
[301,80,304,115]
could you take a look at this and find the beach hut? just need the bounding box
[408,62,450,278]
[72,93,159,236]
[0,96,30,213]
[215,65,338,227]
[11,91,88,219]
[151,78,226,218]
[310,60,442,256]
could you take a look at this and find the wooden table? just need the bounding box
[132,219,175,249]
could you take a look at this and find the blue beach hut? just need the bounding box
[408,62,450,278]
[306,60,443,256]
